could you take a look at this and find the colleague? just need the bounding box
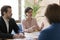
[22,7,44,33]
[0,5,25,39]
[38,4,60,40]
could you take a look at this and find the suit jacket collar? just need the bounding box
[0,16,8,33]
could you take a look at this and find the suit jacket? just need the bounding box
[38,23,60,40]
[0,16,19,39]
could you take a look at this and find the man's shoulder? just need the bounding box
[10,18,14,20]
[0,17,4,25]
[9,18,16,23]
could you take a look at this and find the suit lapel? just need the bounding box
[1,17,7,33]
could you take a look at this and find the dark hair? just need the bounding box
[25,7,33,15]
[45,4,60,24]
[1,5,11,16]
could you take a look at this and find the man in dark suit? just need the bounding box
[0,5,24,39]
[38,4,60,40]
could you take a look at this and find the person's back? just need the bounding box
[39,23,60,40]
[38,4,60,40]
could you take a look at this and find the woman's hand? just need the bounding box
[24,28,34,33]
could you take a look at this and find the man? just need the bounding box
[0,5,24,39]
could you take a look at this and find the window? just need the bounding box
[21,0,25,21]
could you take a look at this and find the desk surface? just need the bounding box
[7,31,40,40]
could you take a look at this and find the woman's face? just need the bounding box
[26,9,32,18]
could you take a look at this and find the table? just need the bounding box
[7,31,40,40]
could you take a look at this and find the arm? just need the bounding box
[0,32,13,39]
[11,19,19,33]
[0,21,13,39]
[27,19,44,32]
[33,19,44,31]
[22,19,39,33]
[38,22,44,31]
[0,30,13,39]
[31,18,40,31]
[12,19,25,38]
[22,20,32,33]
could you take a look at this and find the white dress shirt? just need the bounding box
[3,17,9,32]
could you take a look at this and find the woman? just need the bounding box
[22,7,44,33]
[38,4,60,40]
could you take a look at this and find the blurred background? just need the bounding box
[0,0,59,29]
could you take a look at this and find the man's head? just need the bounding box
[1,5,12,19]
[45,4,60,24]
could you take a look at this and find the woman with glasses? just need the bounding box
[22,7,44,33]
